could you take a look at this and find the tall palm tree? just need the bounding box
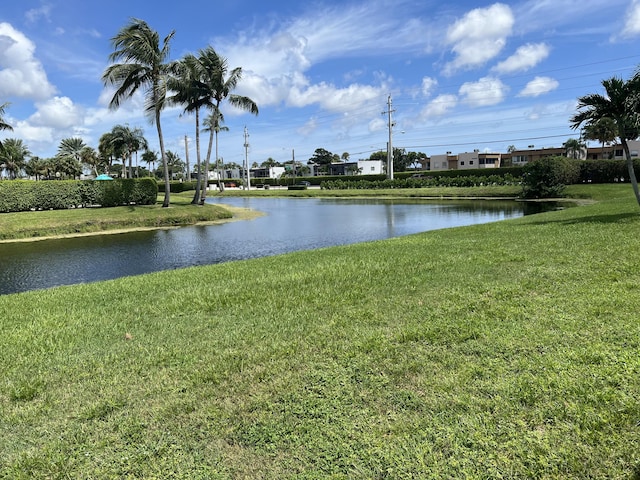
[202,109,228,195]
[570,76,640,207]
[0,138,29,179]
[197,47,258,204]
[0,102,13,150]
[102,18,176,207]
[168,53,210,204]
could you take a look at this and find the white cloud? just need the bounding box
[492,43,550,74]
[12,121,54,144]
[288,82,386,112]
[25,4,53,24]
[420,94,458,120]
[619,0,640,39]
[459,77,509,107]
[368,117,386,133]
[29,96,84,129]
[0,23,56,100]
[297,117,318,136]
[518,76,559,97]
[443,3,514,75]
[421,77,438,97]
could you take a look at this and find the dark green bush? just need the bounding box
[521,156,581,198]
[157,181,196,193]
[0,178,158,213]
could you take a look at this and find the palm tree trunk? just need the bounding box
[216,130,224,193]
[156,109,171,208]
[200,128,214,205]
[622,140,640,207]
[192,108,202,205]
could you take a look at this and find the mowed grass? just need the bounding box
[0,184,639,478]
[0,194,232,241]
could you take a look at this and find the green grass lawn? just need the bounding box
[0,184,639,478]
[0,194,232,241]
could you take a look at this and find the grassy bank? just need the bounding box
[0,195,233,242]
[1,185,639,478]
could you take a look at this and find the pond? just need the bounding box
[0,197,556,295]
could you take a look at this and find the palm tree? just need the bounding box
[582,117,617,158]
[98,131,122,175]
[0,138,29,179]
[102,18,176,207]
[141,149,158,177]
[197,47,258,204]
[0,102,13,150]
[109,124,147,178]
[202,109,228,195]
[570,76,640,207]
[168,53,210,204]
[80,146,100,177]
[563,138,585,159]
[57,138,87,179]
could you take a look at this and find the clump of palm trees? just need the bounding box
[102,18,258,208]
[571,74,640,207]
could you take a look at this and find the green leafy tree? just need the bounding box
[0,138,29,179]
[570,76,640,206]
[309,148,338,174]
[103,18,176,207]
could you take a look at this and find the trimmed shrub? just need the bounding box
[0,178,158,213]
[521,156,581,198]
[157,181,197,193]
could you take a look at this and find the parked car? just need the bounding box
[299,181,311,186]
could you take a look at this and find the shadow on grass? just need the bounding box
[632,463,640,480]
[526,211,639,227]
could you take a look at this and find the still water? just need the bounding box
[0,197,554,295]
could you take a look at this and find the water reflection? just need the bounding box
[0,198,555,295]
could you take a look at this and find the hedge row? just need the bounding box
[0,178,158,213]
[321,173,522,190]
[578,158,640,183]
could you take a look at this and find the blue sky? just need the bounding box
[2,0,640,166]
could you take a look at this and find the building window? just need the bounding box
[460,161,465,166]
[470,161,474,165]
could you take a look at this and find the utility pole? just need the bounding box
[383,95,395,179]
[243,126,251,190]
